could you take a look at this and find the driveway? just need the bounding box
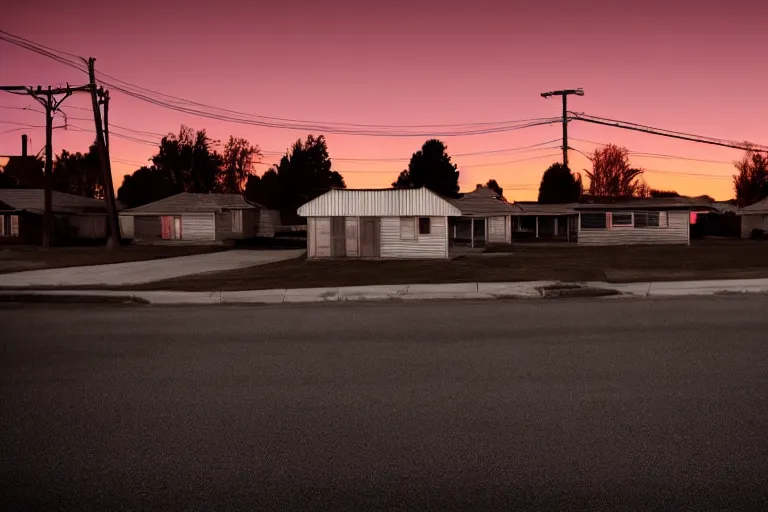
[0,249,304,287]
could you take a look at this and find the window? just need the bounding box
[400,217,416,240]
[231,210,243,234]
[418,217,431,235]
[634,211,660,228]
[0,214,19,237]
[611,212,633,227]
[580,212,607,229]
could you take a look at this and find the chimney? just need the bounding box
[21,134,27,157]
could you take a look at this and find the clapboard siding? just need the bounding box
[487,216,508,244]
[313,217,331,257]
[380,216,448,259]
[345,217,359,257]
[119,215,134,238]
[256,209,279,237]
[134,216,162,241]
[741,214,768,238]
[183,214,215,241]
[578,211,689,246]
[298,188,461,217]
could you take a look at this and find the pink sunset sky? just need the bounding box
[1,0,767,201]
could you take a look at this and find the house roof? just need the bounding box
[451,185,522,216]
[0,188,106,214]
[739,197,768,214]
[513,203,580,215]
[122,192,260,215]
[575,196,714,211]
[297,187,462,217]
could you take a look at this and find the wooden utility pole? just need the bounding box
[102,89,110,153]
[0,84,88,248]
[87,58,121,249]
[541,88,584,169]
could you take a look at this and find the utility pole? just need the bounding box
[87,58,121,249]
[1,84,89,248]
[541,88,584,169]
[102,89,110,153]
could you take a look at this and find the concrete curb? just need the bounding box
[3,278,768,305]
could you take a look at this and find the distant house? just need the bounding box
[0,188,108,245]
[508,197,711,246]
[738,197,768,238]
[297,188,462,259]
[450,185,519,247]
[119,192,279,243]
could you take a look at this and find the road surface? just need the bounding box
[2,297,768,510]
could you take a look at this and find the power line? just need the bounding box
[569,112,768,153]
[1,30,565,136]
[569,139,736,164]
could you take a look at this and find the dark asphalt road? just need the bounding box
[2,297,768,511]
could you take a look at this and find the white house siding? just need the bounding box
[577,211,690,246]
[182,214,215,241]
[741,214,768,238]
[311,217,331,257]
[119,215,134,239]
[487,216,510,244]
[298,188,462,217]
[380,216,448,259]
[345,217,359,257]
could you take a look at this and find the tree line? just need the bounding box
[3,127,766,218]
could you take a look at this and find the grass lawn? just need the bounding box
[0,244,229,274]
[127,239,768,291]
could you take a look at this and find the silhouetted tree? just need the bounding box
[733,151,768,207]
[649,189,680,198]
[52,145,103,198]
[485,179,504,199]
[392,139,460,198]
[219,136,262,194]
[117,166,177,209]
[537,162,582,203]
[244,134,344,224]
[151,126,223,194]
[585,144,644,197]
[0,155,44,188]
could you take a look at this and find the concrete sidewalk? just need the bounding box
[4,278,768,305]
[0,249,304,287]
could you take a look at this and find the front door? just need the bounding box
[360,217,379,257]
[331,217,346,257]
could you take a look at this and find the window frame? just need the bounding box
[580,212,607,230]
[418,217,431,235]
[610,212,634,228]
[633,211,661,229]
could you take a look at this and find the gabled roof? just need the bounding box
[739,197,768,214]
[0,188,106,214]
[122,192,259,215]
[451,185,522,216]
[297,187,462,217]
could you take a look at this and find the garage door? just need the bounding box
[181,214,214,241]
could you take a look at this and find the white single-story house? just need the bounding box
[0,188,108,245]
[738,197,768,238]
[119,192,280,243]
[297,187,462,259]
[506,197,711,246]
[449,185,519,247]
